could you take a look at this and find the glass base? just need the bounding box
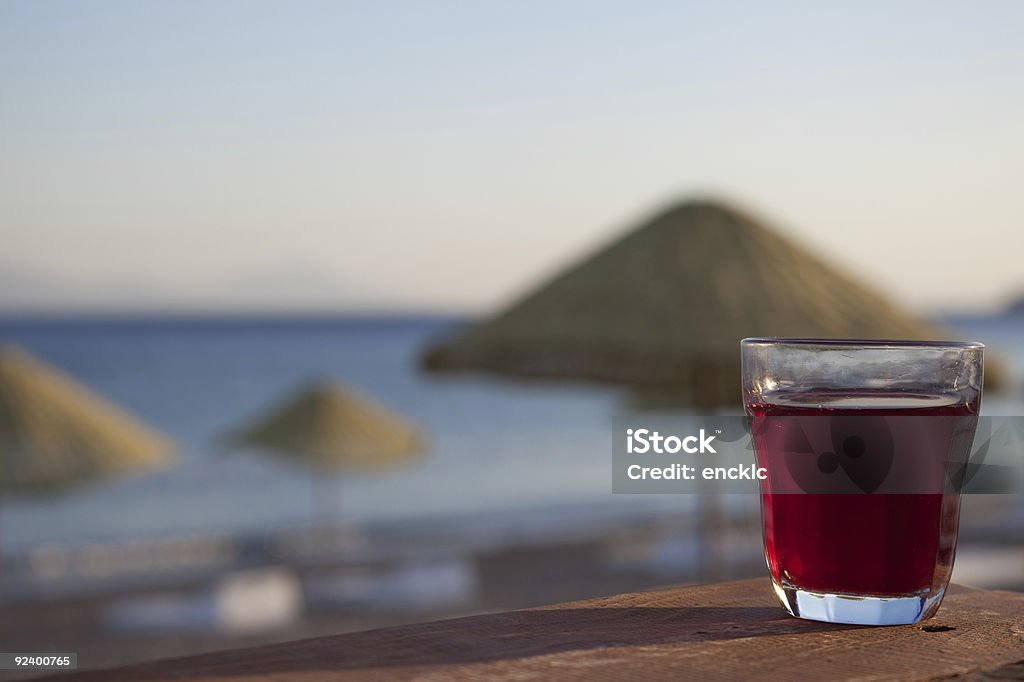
[772,580,946,626]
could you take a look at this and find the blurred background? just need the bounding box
[1,0,1023,676]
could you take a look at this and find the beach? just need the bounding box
[0,314,1021,676]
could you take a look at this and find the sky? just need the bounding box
[1,1,1023,313]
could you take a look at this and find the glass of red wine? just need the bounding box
[741,338,984,625]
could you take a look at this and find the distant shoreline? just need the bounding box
[0,312,471,329]
[1,309,1020,326]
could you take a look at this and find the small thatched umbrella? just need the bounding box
[227,381,424,520]
[422,198,1003,405]
[0,346,174,496]
[0,346,175,560]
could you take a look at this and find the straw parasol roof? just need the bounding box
[422,199,995,404]
[0,346,174,495]
[229,381,424,473]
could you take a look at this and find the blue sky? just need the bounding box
[2,1,1023,312]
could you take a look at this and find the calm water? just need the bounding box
[0,314,1021,552]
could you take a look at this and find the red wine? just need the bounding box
[747,390,978,597]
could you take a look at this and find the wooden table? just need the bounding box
[47,579,1024,681]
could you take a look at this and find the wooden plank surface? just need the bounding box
[46,579,1024,681]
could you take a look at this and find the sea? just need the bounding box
[1,313,1022,553]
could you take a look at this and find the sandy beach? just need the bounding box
[2,493,1021,679]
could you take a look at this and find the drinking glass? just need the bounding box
[741,338,984,625]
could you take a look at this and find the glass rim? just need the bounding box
[741,337,985,350]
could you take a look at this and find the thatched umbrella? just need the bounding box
[422,198,1001,405]
[227,381,424,520]
[0,346,174,496]
[0,345,174,562]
